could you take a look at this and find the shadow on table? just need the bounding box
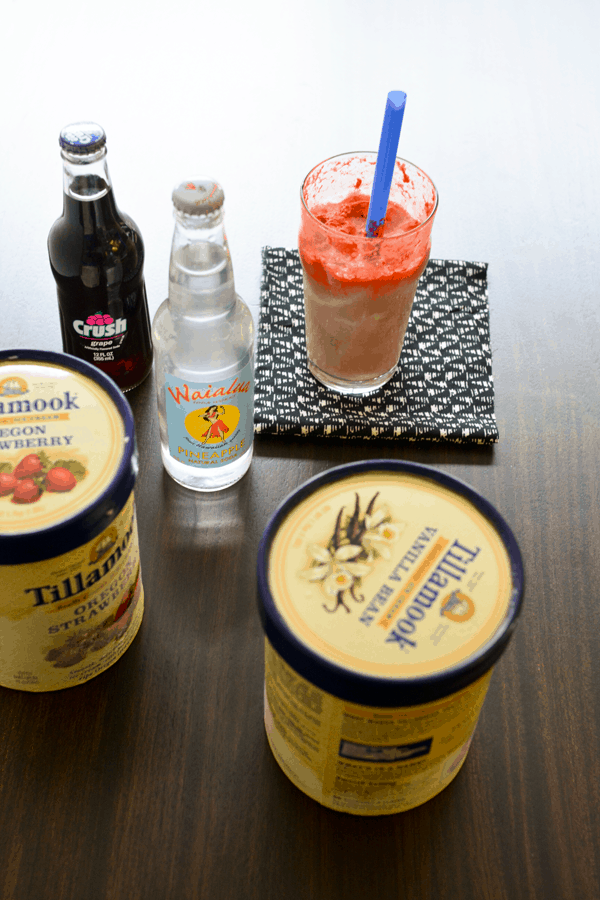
[254,433,495,468]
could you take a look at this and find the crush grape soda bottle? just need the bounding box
[48,123,153,392]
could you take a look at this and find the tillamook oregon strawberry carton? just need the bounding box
[0,349,144,690]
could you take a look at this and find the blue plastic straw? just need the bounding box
[366,91,407,237]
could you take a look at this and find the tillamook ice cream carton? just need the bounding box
[0,350,144,691]
[257,460,524,815]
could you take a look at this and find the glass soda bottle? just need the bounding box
[152,178,254,491]
[48,122,153,392]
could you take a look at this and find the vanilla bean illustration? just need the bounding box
[323,591,351,614]
[347,493,361,542]
[365,491,380,516]
[331,506,344,551]
[354,491,380,543]
[350,583,365,603]
[308,490,395,615]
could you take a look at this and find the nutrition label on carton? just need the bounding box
[264,638,492,815]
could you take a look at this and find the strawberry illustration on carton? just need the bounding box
[0,450,86,504]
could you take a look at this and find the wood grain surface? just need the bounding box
[1,1,600,898]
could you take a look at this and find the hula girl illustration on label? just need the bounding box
[164,365,253,469]
[200,405,229,442]
[185,404,239,444]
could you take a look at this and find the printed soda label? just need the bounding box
[164,362,253,469]
[71,309,128,364]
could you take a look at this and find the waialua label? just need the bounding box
[164,363,253,470]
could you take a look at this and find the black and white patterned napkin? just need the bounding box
[254,248,498,443]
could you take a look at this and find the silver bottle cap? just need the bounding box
[172,178,225,215]
[59,122,106,155]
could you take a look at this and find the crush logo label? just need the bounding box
[72,312,127,340]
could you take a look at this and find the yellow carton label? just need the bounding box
[0,360,124,533]
[0,491,143,691]
[268,470,512,677]
[264,637,492,815]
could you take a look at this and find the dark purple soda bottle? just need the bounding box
[48,123,153,392]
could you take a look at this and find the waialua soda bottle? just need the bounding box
[152,178,254,491]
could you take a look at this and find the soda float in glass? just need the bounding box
[298,153,438,395]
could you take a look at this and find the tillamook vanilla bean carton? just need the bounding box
[257,460,524,815]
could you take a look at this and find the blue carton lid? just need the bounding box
[257,460,524,707]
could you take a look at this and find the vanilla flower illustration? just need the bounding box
[362,505,404,560]
[301,542,371,596]
[300,491,401,614]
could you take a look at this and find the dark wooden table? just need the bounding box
[2,1,600,898]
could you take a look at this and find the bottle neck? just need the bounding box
[168,209,237,316]
[61,146,113,202]
[171,207,227,251]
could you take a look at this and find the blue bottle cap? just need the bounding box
[59,122,106,155]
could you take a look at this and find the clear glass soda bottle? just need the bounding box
[152,178,254,491]
[48,122,153,392]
